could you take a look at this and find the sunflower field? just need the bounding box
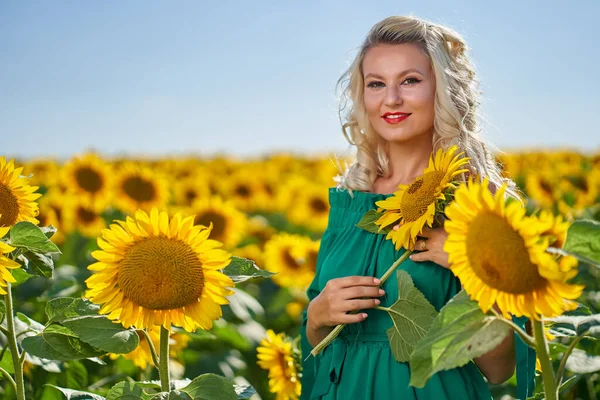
[0,150,598,400]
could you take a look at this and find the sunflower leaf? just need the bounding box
[20,250,54,279]
[41,225,58,239]
[21,324,105,361]
[234,384,257,399]
[409,290,511,388]
[356,209,390,235]
[384,270,438,362]
[106,382,151,400]
[9,221,61,254]
[563,219,600,267]
[179,373,238,400]
[565,348,600,373]
[61,315,139,354]
[223,256,275,283]
[45,385,106,400]
[46,297,101,325]
[547,313,600,338]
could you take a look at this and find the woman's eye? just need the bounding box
[403,77,421,85]
[366,81,385,89]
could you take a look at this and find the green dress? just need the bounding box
[300,188,536,400]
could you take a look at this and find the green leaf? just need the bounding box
[565,348,600,373]
[548,314,600,338]
[45,385,105,400]
[107,382,151,400]
[222,256,275,283]
[179,373,237,400]
[12,268,34,286]
[21,324,105,361]
[356,209,389,235]
[9,221,61,254]
[563,219,600,266]
[384,270,438,362]
[61,360,89,391]
[151,392,192,400]
[46,297,101,325]
[41,225,58,239]
[21,250,55,279]
[233,384,256,399]
[62,315,139,354]
[409,291,511,388]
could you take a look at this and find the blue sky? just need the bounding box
[1,0,598,159]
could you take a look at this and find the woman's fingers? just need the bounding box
[340,298,381,313]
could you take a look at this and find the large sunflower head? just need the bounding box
[375,145,469,250]
[61,153,113,210]
[113,163,170,215]
[444,179,584,320]
[0,157,42,228]
[0,226,20,295]
[256,329,301,400]
[85,208,235,332]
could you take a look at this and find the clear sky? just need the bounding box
[1,0,598,160]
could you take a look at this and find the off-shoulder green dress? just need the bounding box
[300,188,536,400]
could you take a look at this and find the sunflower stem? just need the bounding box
[139,329,160,370]
[533,319,557,400]
[159,326,171,392]
[555,335,582,388]
[0,366,17,393]
[309,250,413,358]
[5,283,26,400]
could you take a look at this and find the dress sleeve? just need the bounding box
[299,227,335,400]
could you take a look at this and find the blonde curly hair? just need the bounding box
[334,15,519,199]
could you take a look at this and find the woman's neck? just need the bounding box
[380,134,433,187]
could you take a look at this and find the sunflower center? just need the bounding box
[540,179,553,196]
[400,171,445,222]
[122,176,156,202]
[466,212,544,294]
[185,189,197,204]
[283,248,300,270]
[235,184,251,198]
[76,207,97,224]
[118,237,204,310]
[0,183,19,227]
[75,167,103,194]
[309,198,328,213]
[306,249,318,272]
[194,212,226,242]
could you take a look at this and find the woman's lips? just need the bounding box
[382,113,410,124]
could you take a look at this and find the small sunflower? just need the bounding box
[85,208,235,332]
[257,329,301,400]
[172,176,211,207]
[264,233,318,289]
[0,226,20,294]
[0,157,42,228]
[37,189,70,243]
[287,184,330,232]
[113,163,170,215]
[444,179,584,320]
[525,172,558,210]
[61,153,113,210]
[375,145,470,250]
[190,196,247,249]
[63,200,107,238]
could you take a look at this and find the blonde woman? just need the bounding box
[301,16,535,399]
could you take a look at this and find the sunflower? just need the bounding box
[257,329,301,400]
[217,170,270,212]
[246,216,276,247]
[109,328,191,369]
[264,233,318,289]
[63,199,107,238]
[37,190,71,244]
[189,196,247,249]
[525,172,558,210]
[113,163,170,215]
[0,157,41,228]
[22,158,60,188]
[85,208,235,331]
[444,179,584,320]
[286,183,330,232]
[233,244,264,269]
[375,145,470,250]
[61,153,113,210]
[0,226,20,294]
[172,175,211,207]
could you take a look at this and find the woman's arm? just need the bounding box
[473,319,516,384]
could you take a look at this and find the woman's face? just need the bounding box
[362,43,436,144]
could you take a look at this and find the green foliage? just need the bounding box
[384,270,438,362]
[409,291,511,388]
[46,385,105,399]
[223,256,275,283]
[561,219,600,267]
[9,221,61,254]
[356,209,389,235]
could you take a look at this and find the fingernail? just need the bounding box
[374,299,380,305]
[379,289,385,295]
[373,278,380,284]
[409,255,414,260]
[362,313,368,319]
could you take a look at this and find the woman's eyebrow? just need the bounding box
[364,68,424,80]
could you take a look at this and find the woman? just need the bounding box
[300,16,535,399]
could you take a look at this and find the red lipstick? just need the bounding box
[382,112,411,124]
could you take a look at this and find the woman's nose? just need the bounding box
[384,85,403,107]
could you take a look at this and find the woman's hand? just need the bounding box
[393,225,450,268]
[308,276,385,330]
